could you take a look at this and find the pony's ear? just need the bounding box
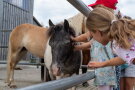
[64,19,69,32]
[49,19,55,26]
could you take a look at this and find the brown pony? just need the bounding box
[6,23,49,87]
[6,20,81,88]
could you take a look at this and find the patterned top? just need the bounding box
[90,39,116,86]
[112,40,135,65]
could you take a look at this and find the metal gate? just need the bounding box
[0,30,10,60]
[0,0,36,61]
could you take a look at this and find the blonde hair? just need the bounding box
[95,4,114,13]
[86,7,135,49]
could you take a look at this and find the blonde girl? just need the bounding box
[87,7,135,90]
[73,6,118,90]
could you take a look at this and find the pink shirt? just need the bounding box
[112,40,135,65]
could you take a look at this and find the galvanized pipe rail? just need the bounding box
[67,0,92,17]
[0,61,45,66]
[17,71,95,90]
[0,61,88,68]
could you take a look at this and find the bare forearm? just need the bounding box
[73,32,91,42]
[74,42,91,50]
[74,35,87,42]
[103,57,126,67]
[88,57,126,68]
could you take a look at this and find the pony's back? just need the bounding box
[9,24,49,58]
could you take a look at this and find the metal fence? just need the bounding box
[0,30,11,60]
[17,71,95,90]
[2,0,33,30]
[0,0,34,61]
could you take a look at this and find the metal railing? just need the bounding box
[17,71,95,90]
[67,0,92,17]
[0,61,45,66]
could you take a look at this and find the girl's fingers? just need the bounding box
[88,62,96,67]
[88,62,102,68]
[70,36,75,41]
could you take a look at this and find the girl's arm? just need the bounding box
[88,57,126,68]
[74,42,91,50]
[72,32,92,42]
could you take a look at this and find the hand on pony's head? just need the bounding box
[70,36,76,41]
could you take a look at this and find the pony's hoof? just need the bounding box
[5,80,8,83]
[15,67,22,70]
[82,82,89,87]
[9,84,17,88]
[7,82,17,88]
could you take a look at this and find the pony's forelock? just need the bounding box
[48,23,76,37]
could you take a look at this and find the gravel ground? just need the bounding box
[0,64,97,90]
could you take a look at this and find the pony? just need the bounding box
[6,19,81,88]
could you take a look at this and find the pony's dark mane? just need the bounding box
[48,23,76,37]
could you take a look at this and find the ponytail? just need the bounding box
[108,19,135,49]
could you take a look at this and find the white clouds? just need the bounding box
[34,0,79,26]
[34,0,135,26]
[33,0,94,26]
[117,0,135,18]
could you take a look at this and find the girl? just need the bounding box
[73,9,117,90]
[88,1,122,90]
[73,0,120,89]
[73,28,117,90]
[86,7,135,90]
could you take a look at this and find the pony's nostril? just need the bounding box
[52,65,61,76]
[58,67,61,72]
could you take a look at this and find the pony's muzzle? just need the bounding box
[51,64,61,76]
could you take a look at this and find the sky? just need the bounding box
[33,0,135,26]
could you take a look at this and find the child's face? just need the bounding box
[89,30,110,45]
